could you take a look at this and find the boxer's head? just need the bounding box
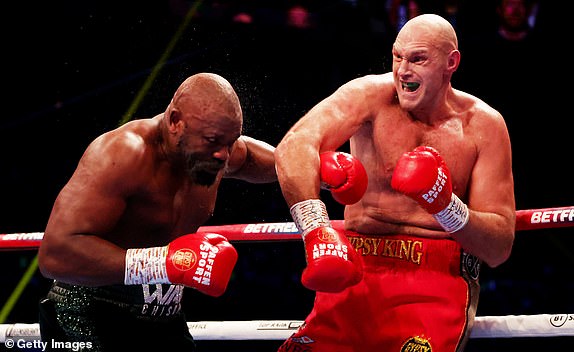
[165,73,243,186]
[392,14,460,115]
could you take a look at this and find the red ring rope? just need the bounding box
[514,206,574,231]
[1,206,572,250]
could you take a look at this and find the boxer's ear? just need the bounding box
[167,109,183,133]
[446,49,460,73]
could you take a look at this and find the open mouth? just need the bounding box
[401,81,420,92]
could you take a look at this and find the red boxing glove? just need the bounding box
[391,146,452,213]
[301,226,363,293]
[320,151,368,205]
[124,233,238,297]
[165,233,238,297]
[391,146,469,233]
[290,199,363,292]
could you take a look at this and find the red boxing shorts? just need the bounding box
[278,232,480,352]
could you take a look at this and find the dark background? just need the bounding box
[1,0,572,350]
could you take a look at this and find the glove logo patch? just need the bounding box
[318,231,337,243]
[171,248,197,272]
[400,335,432,352]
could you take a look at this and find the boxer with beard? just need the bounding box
[38,72,277,351]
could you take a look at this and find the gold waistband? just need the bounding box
[345,233,467,274]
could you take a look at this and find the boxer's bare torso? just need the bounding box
[53,116,221,249]
[343,73,486,238]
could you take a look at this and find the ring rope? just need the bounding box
[1,206,572,341]
[1,314,573,343]
[1,206,572,250]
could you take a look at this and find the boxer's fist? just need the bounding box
[391,146,469,233]
[391,146,452,214]
[301,227,362,293]
[124,233,238,297]
[166,233,238,297]
[320,151,368,205]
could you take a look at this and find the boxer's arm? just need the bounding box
[224,135,277,183]
[38,133,140,286]
[275,77,385,292]
[451,109,515,268]
[276,76,381,206]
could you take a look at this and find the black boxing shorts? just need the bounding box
[38,281,196,352]
[278,233,480,352]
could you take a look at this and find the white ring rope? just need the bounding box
[1,314,573,343]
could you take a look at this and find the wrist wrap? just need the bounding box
[290,199,331,238]
[433,193,469,233]
[124,246,169,285]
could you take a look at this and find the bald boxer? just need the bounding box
[276,14,515,351]
[38,73,277,351]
